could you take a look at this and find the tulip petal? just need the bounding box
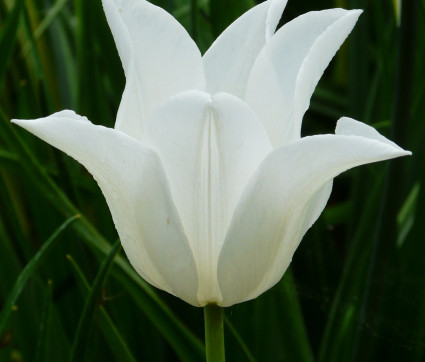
[102,0,205,140]
[245,9,362,147]
[335,117,404,149]
[145,91,272,305]
[12,111,200,306]
[218,120,410,306]
[203,0,287,97]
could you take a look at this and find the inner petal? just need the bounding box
[144,91,272,305]
[194,105,225,304]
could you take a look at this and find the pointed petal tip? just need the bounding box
[331,7,363,15]
[335,117,412,157]
[352,8,364,15]
[12,110,87,125]
[218,126,409,305]
[386,148,412,158]
[338,8,363,25]
[11,117,37,129]
[314,8,363,23]
[346,8,363,21]
[266,0,288,40]
[11,111,93,143]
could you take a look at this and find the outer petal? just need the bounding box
[336,116,403,148]
[145,91,272,305]
[203,0,287,97]
[218,119,410,306]
[102,0,205,140]
[245,9,362,148]
[12,111,199,306]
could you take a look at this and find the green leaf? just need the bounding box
[34,280,54,362]
[396,182,420,248]
[69,239,122,362]
[318,173,385,362]
[0,0,24,85]
[387,165,425,360]
[348,1,417,358]
[209,0,255,37]
[274,273,314,362]
[224,316,256,362]
[66,254,137,362]
[0,148,18,163]
[21,0,70,57]
[0,214,80,335]
[113,267,205,362]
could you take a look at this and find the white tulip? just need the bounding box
[12,0,410,307]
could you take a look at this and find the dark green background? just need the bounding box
[0,0,424,361]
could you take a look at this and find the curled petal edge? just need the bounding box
[12,111,201,306]
[217,119,410,306]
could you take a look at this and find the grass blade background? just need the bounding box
[0,0,24,84]
[34,280,53,362]
[0,112,205,360]
[0,215,80,335]
[66,254,137,362]
[69,239,122,362]
[1,0,424,360]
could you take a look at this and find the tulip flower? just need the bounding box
[12,0,410,357]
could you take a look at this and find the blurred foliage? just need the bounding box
[0,0,424,361]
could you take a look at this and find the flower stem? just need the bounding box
[204,305,225,362]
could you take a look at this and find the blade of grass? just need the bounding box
[0,197,45,360]
[0,172,31,257]
[396,182,420,248]
[209,0,254,37]
[74,0,110,122]
[0,0,24,85]
[318,172,385,362]
[0,149,18,163]
[224,316,257,362]
[66,254,137,362]
[348,0,368,121]
[112,266,205,362]
[0,214,80,335]
[21,0,60,112]
[275,272,314,362]
[190,0,197,42]
[350,0,417,359]
[34,279,53,362]
[390,170,425,360]
[21,0,70,57]
[172,0,208,20]
[69,239,121,362]
[225,270,314,361]
[0,210,22,295]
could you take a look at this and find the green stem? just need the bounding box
[204,305,225,362]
